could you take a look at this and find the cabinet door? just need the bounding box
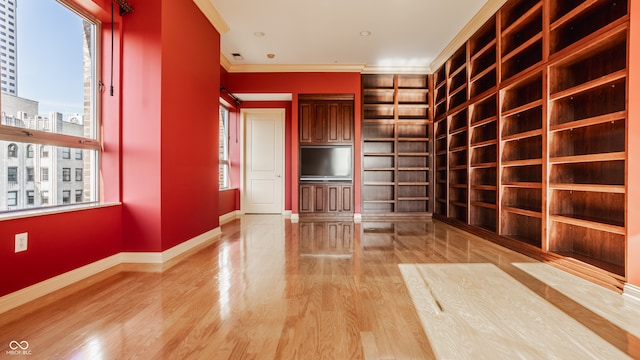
[341,185,353,213]
[299,103,313,143]
[327,102,354,143]
[327,184,342,212]
[313,184,326,212]
[313,103,327,143]
[299,184,314,213]
[340,102,354,143]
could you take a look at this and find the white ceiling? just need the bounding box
[209,0,498,73]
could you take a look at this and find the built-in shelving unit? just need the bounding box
[431,0,630,290]
[433,65,448,216]
[469,16,499,232]
[362,74,431,217]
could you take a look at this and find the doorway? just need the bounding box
[241,108,285,214]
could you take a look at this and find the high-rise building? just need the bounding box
[0,0,17,95]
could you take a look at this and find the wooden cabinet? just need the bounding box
[361,74,431,217]
[299,101,353,144]
[432,0,631,290]
[299,183,353,215]
[299,96,354,216]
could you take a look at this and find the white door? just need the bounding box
[242,109,285,213]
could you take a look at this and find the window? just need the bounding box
[0,0,99,212]
[75,190,83,202]
[62,168,71,182]
[7,191,17,206]
[7,166,17,182]
[7,143,16,157]
[26,191,34,205]
[219,106,230,189]
[62,190,70,204]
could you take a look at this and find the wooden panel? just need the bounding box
[299,184,313,213]
[299,103,312,143]
[313,103,327,143]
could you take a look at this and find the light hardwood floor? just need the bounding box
[1,215,639,359]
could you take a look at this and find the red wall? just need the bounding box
[226,72,362,213]
[0,207,122,296]
[121,0,221,252]
[159,0,220,249]
[218,189,239,216]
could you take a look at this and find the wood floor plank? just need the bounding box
[1,215,639,359]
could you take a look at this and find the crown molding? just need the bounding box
[220,54,232,71]
[223,63,367,73]
[220,60,432,74]
[362,65,431,75]
[193,0,230,35]
[429,0,508,72]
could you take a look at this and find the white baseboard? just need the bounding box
[0,227,222,315]
[0,254,122,315]
[121,227,221,265]
[219,210,240,224]
[291,213,299,223]
[624,283,640,304]
[282,210,292,218]
[353,213,362,223]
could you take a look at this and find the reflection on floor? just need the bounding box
[0,215,639,359]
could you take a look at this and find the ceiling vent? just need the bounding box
[231,53,244,60]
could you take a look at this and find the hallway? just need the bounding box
[1,215,639,359]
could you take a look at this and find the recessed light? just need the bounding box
[360,31,372,37]
[267,53,275,59]
[254,32,265,37]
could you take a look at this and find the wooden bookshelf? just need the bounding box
[361,74,431,217]
[430,0,631,289]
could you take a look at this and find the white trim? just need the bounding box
[623,283,640,303]
[193,0,230,34]
[225,63,366,73]
[430,0,508,71]
[362,65,431,75]
[282,210,292,218]
[0,254,121,314]
[220,210,239,224]
[0,228,221,315]
[353,213,362,223]
[291,213,299,223]
[235,93,293,102]
[121,227,221,264]
[0,202,121,222]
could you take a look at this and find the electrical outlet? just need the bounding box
[15,232,28,253]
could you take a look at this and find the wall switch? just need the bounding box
[15,232,28,253]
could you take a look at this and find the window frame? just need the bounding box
[62,168,71,182]
[7,190,17,206]
[7,166,17,182]
[219,105,230,189]
[0,0,102,214]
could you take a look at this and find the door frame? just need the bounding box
[240,108,286,214]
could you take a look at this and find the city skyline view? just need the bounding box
[15,0,85,116]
